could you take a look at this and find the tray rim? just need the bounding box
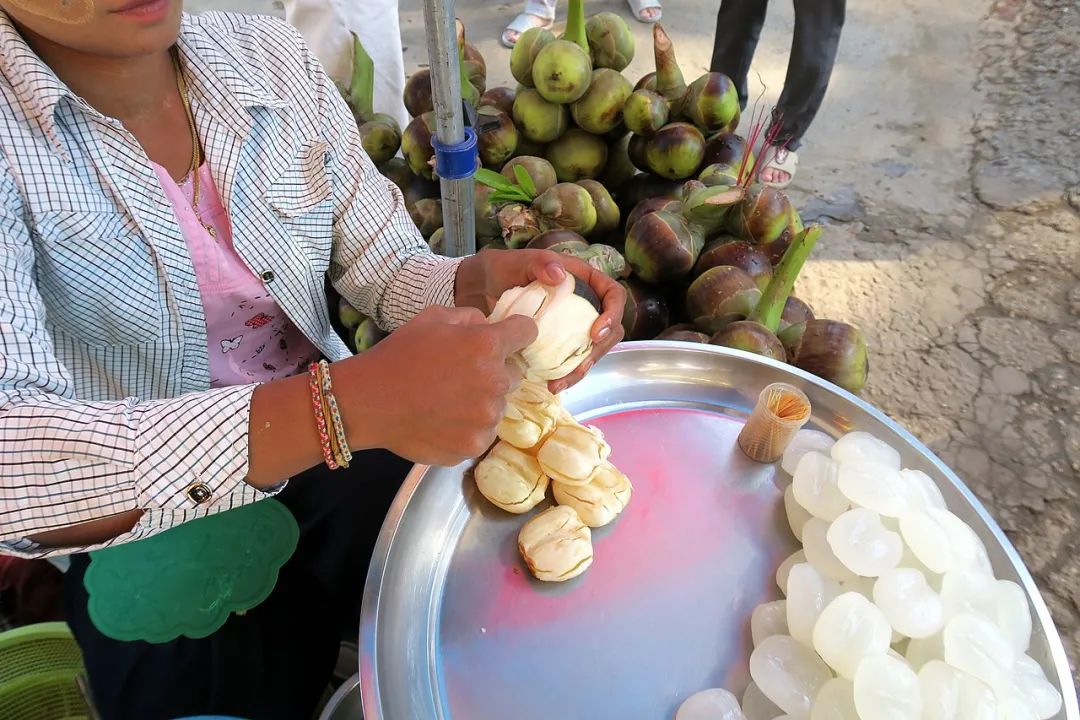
[359,341,1079,719]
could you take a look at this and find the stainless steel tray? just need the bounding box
[359,342,1078,720]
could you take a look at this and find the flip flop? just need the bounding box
[626,0,662,23]
[501,12,555,48]
[760,146,799,189]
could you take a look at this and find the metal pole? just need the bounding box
[423,0,475,258]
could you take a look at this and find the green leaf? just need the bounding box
[348,32,375,122]
[475,168,516,192]
[513,165,538,199]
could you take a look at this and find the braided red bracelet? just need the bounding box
[308,362,339,470]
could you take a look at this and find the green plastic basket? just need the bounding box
[0,622,90,720]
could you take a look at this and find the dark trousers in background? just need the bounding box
[63,450,413,720]
[710,0,846,149]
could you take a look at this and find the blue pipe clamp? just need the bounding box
[431,127,479,180]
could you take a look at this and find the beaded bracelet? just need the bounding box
[308,362,339,471]
[318,360,352,468]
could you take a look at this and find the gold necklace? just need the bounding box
[171,48,217,238]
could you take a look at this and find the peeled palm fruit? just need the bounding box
[873,568,945,639]
[751,600,788,647]
[942,612,1015,686]
[474,441,549,514]
[552,461,631,527]
[809,678,859,720]
[826,508,903,577]
[802,518,857,583]
[537,421,611,486]
[812,592,892,679]
[488,274,598,381]
[776,549,807,595]
[901,468,947,511]
[675,688,746,720]
[792,450,849,521]
[786,563,840,646]
[742,681,783,720]
[852,655,922,720]
[836,461,911,518]
[497,381,560,450]
[784,485,812,542]
[518,504,593,582]
[781,429,836,476]
[749,634,833,717]
[830,431,902,470]
[917,660,998,720]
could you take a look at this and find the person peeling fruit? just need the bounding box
[0,0,625,716]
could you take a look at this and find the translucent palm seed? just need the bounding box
[784,485,812,542]
[776,549,807,596]
[996,691,1038,720]
[939,566,997,621]
[1014,673,1064,720]
[809,678,858,720]
[1015,654,1046,680]
[898,511,954,575]
[802,519,857,583]
[749,635,834,717]
[741,681,782,720]
[812,592,891,679]
[899,469,947,511]
[993,580,1032,654]
[830,431,902,470]
[899,545,942,592]
[782,429,836,476]
[786,563,841,647]
[942,613,1015,686]
[836,461,910,517]
[827,508,903,578]
[676,688,747,720]
[925,508,987,570]
[873,568,945,639]
[853,654,921,720]
[793,452,850,521]
[917,660,997,720]
[904,631,945,671]
[752,600,789,647]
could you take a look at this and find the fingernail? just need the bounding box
[546,262,565,281]
[550,381,566,394]
[596,324,611,341]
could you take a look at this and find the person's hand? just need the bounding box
[339,306,537,466]
[454,249,626,392]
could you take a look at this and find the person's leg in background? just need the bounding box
[502,0,558,49]
[709,0,772,110]
[770,0,846,152]
[63,449,412,720]
[283,0,409,130]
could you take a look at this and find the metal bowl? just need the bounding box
[318,674,362,720]
[360,342,1078,719]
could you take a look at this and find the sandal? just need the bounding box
[759,146,799,189]
[501,12,555,49]
[626,0,662,23]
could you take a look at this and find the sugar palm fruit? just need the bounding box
[511,27,555,88]
[585,11,634,71]
[546,129,608,183]
[645,122,706,180]
[513,88,570,144]
[570,69,633,135]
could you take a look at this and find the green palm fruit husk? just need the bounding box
[585,11,634,71]
[570,69,633,135]
[546,129,609,183]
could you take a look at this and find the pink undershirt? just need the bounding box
[152,161,320,388]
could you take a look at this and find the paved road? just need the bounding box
[188,0,1080,684]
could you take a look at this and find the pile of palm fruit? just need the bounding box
[334,0,869,395]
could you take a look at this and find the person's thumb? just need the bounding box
[489,314,538,355]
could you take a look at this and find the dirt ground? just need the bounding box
[189,0,1080,685]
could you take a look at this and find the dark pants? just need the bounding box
[63,450,413,720]
[710,0,846,149]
